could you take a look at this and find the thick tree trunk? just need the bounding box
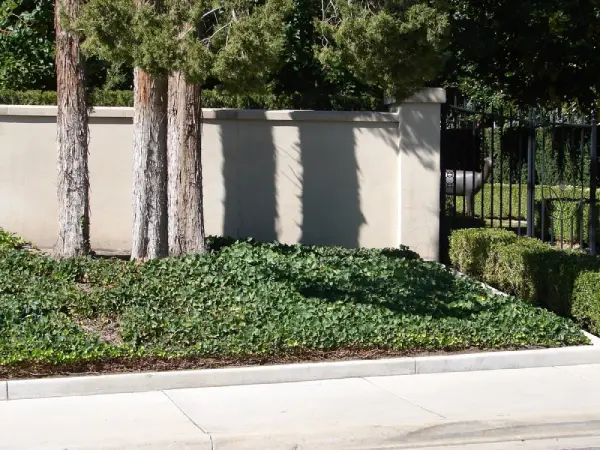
[54,0,90,258]
[167,72,206,255]
[131,68,169,260]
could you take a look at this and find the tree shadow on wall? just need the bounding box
[220,110,366,248]
[221,111,278,242]
[292,111,365,248]
[219,105,442,253]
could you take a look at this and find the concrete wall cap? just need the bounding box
[0,104,402,123]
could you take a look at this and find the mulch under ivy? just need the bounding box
[0,346,546,380]
[0,233,590,378]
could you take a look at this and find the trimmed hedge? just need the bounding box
[573,271,600,335]
[450,228,600,330]
[0,89,281,108]
[0,89,383,111]
[0,235,588,368]
[449,228,517,278]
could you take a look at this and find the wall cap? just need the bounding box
[0,88,446,121]
[0,105,400,123]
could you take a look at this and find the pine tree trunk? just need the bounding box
[54,0,90,258]
[167,72,206,255]
[131,68,169,260]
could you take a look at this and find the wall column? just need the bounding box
[391,88,446,261]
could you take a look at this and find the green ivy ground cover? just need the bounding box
[0,233,588,374]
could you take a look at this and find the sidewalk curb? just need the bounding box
[3,332,600,401]
[4,271,600,402]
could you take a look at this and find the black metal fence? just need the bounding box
[440,99,599,261]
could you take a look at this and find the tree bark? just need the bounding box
[54,0,90,258]
[131,68,169,260]
[167,72,206,255]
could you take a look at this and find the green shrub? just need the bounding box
[573,271,600,335]
[0,89,383,111]
[0,229,26,249]
[90,90,133,107]
[451,227,600,326]
[449,228,517,278]
[0,236,588,367]
[482,237,549,304]
[0,90,57,105]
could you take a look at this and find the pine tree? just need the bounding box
[55,0,90,258]
[78,0,291,259]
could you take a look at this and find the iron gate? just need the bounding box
[440,98,599,262]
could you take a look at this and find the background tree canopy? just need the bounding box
[439,0,600,107]
[0,0,54,90]
[2,0,600,108]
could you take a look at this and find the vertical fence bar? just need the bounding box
[452,96,458,222]
[498,106,503,228]
[580,199,585,249]
[590,105,597,255]
[490,105,495,227]
[472,105,478,219]
[541,123,546,242]
[517,111,523,237]
[527,109,536,237]
[461,99,467,217]
[480,106,487,220]
[559,107,565,244]
[506,107,513,231]
[580,115,586,249]
[569,114,575,249]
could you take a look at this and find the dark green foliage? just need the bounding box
[450,228,600,329]
[0,236,587,366]
[0,90,60,105]
[0,89,138,106]
[573,271,600,336]
[0,230,27,250]
[449,228,517,278]
[440,0,600,106]
[0,89,385,110]
[315,0,449,102]
[0,0,54,90]
[0,0,447,110]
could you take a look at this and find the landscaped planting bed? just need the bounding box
[0,230,589,379]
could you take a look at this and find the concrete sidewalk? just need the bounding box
[2,365,600,449]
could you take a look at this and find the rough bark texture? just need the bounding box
[167,72,206,255]
[131,68,169,260]
[54,0,90,258]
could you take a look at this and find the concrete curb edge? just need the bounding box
[4,336,600,401]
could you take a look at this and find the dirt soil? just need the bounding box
[0,345,548,380]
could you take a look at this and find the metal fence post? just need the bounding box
[590,105,597,255]
[527,109,536,237]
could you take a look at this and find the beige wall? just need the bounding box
[0,88,445,260]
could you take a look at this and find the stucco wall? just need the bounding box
[0,88,444,260]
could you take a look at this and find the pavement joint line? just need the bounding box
[162,390,215,450]
[361,376,447,419]
[554,363,599,384]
